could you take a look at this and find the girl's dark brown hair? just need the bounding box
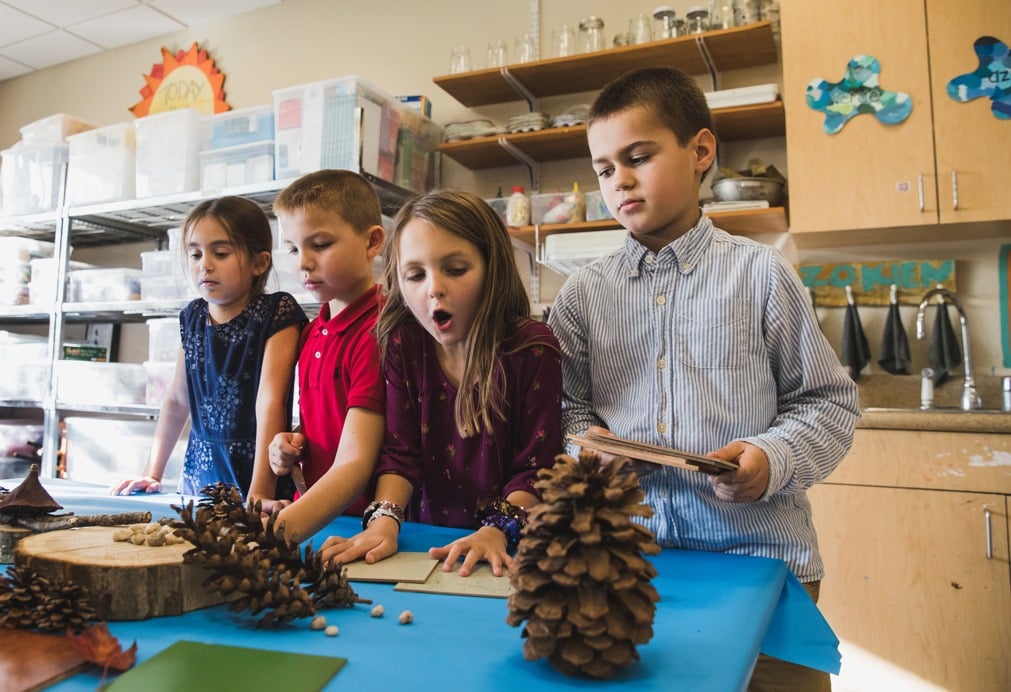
[376,188,544,436]
[182,196,274,295]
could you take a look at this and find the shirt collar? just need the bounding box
[621,210,714,276]
[317,284,380,333]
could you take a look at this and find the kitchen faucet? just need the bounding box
[915,287,982,411]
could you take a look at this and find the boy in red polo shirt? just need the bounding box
[264,169,386,543]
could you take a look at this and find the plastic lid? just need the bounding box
[512,185,525,193]
[653,5,676,17]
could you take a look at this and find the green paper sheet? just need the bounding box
[105,640,346,691]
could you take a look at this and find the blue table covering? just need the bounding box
[5,479,840,691]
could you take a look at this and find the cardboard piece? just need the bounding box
[342,550,439,584]
[394,561,513,598]
[105,640,346,691]
[568,432,739,475]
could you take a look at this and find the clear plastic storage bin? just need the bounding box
[199,140,274,190]
[56,360,147,407]
[69,268,142,302]
[1,143,69,215]
[63,417,185,489]
[134,108,203,198]
[272,75,397,182]
[141,275,192,301]
[202,105,274,149]
[66,122,136,205]
[147,317,182,362]
[19,113,98,146]
[585,191,613,221]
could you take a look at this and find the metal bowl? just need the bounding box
[711,176,785,205]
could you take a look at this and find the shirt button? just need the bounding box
[314,351,321,359]
[655,295,666,306]
[645,255,654,264]
[657,358,666,369]
[321,328,328,336]
[657,422,667,434]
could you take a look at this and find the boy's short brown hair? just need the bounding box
[589,66,717,153]
[273,169,382,232]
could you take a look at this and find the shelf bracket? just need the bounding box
[694,35,720,92]
[510,229,540,304]
[497,136,541,191]
[499,67,540,112]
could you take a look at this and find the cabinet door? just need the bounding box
[927,0,1011,223]
[781,0,938,233]
[810,484,1011,691]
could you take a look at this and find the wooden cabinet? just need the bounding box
[781,0,1011,234]
[434,21,788,241]
[810,428,1011,691]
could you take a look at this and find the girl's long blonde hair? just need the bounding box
[376,189,546,436]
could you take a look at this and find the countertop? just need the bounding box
[857,374,1010,434]
[5,480,841,692]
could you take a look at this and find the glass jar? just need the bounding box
[686,6,709,33]
[578,16,606,53]
[652,5,678,39]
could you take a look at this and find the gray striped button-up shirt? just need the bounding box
[548,214,859,581]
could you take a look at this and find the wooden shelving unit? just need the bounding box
[433,22,779,107]
[432,21,787,245]
[507,207,788,247]
[437,101,785,170]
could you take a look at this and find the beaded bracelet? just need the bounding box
[362,500,405,531]
[475,497,528,551]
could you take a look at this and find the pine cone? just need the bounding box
[0,565,96,632]
[170,484,368,627]
[507,451,661,679]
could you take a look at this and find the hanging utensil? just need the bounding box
[840,285,870,380]
[878,284,911,374]
[929,293,961,385]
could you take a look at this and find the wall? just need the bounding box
[1,0,1008,382]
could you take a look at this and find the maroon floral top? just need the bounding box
[377,319,563,528]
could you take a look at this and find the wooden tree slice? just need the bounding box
[14,526,230,620]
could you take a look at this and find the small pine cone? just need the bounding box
[507,451,661,679]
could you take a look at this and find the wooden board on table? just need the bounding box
[342,551,439,584]
[394,561,513,598]
[14,526,230,621]
[0,629,89,692]
[568,432,740,475]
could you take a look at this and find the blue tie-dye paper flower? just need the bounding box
[947,36,1011,120]
[807,55,912,134]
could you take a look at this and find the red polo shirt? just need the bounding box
[297,284,384,514]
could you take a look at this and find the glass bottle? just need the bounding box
[578,16,606,53]
[653,6,678,39]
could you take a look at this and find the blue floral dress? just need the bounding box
[178,292,307,496]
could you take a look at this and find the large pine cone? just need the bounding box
[507,452,661,679]
[171,482,367,627]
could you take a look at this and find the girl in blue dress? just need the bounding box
[112,196,307,500]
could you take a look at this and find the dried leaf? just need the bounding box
[66,622,137,681]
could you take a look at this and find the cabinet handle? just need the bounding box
[985,508,992,560]
[950,170,959,211]
[917,174,925,212]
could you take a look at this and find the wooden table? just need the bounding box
[6,479,841,691]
